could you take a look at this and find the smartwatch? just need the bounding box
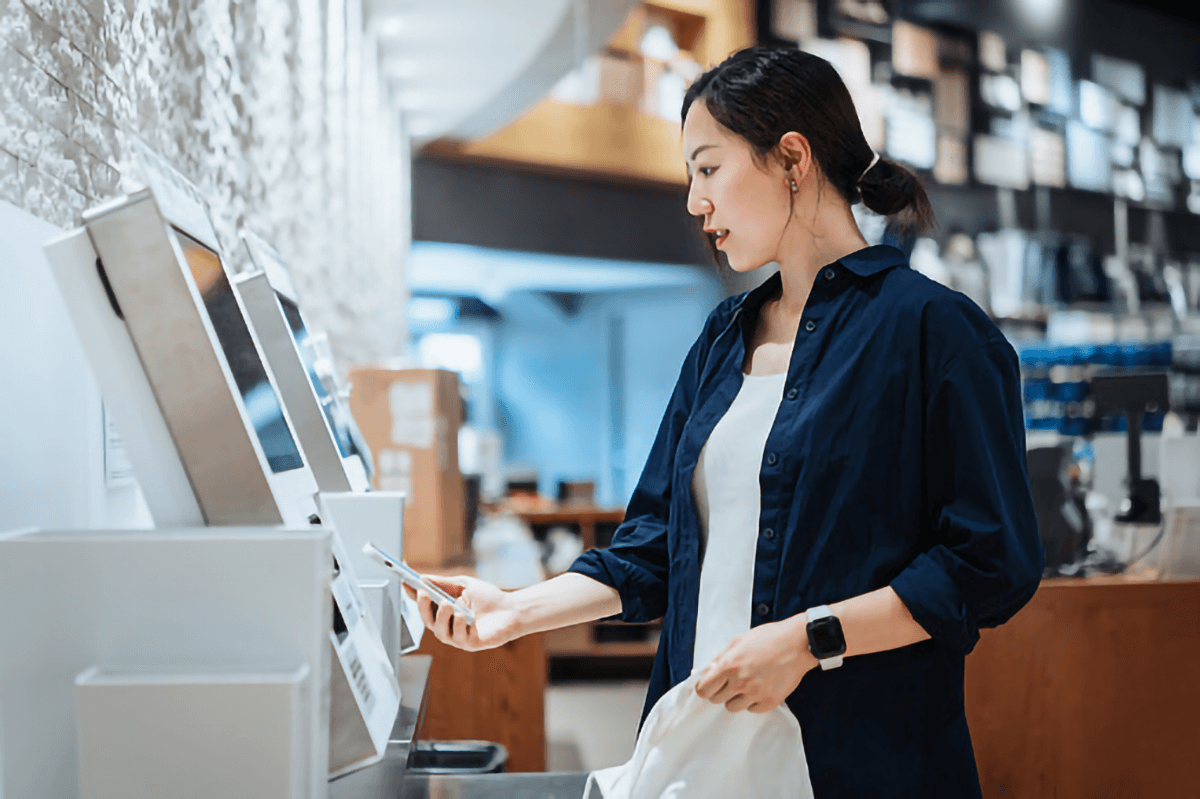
[805,605,846,670]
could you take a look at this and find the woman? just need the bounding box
[411,45,1044,797]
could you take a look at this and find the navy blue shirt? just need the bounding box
[568,245,1044,798]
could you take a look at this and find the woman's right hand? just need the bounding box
[406,574,522,652]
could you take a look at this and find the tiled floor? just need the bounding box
[545,681,649,773]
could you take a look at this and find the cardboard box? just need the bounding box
[349,368,465,567]
[597,53,644,107]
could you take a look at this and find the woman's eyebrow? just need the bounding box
[689,144,718,161]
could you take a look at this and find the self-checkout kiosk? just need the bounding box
[0,145,403,798]
[236,228,424,668]
[237,229,373,496]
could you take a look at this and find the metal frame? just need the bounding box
[236,230,370,494]
[46,188,319,527]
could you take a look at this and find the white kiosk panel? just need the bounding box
[51,189,320,527]
[236,231,369,494]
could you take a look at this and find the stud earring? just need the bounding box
[790,179,798,193]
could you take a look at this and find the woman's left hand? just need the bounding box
[695,615,819,713]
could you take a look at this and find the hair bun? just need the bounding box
[858,157,935,232]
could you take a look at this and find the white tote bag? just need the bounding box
[583,672,814,799]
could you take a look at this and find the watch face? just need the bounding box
[807,616,847,659]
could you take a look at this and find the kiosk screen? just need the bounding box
[173,229,305,473]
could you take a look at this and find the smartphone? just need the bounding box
[361,542,477,625]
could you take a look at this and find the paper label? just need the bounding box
[377,448,413,507]
[102,403,135,488]
[388,381,433,448]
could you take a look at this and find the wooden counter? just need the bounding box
[965,573,1200,798]
[414,631,547,773]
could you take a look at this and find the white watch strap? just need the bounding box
[805,604,844,670]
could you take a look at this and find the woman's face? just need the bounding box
[682,101,794,272]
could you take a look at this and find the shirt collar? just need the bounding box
[835,244,908,278]
[728,244,908,321]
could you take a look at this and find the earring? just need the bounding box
[790,179,798,193]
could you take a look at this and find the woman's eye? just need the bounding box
[698,166,717,177]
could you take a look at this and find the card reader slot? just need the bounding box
[333,599,349,643]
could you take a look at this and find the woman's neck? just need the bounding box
[772,197,869,318]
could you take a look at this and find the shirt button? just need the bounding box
[786,388,798,400]
[763,528,776,540]
[824,268,836,280]
[755,603,771,617]
[766,452,777,465]
[805,320,817,333]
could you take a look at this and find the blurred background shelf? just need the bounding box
[421,0,753,187]
[544,620,661,659]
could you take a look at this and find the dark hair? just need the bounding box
[682,45,935,245]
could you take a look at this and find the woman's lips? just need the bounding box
[715,232,729,247]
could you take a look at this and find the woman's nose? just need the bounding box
[686,186,713,218]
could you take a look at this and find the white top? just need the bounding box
[691,370,788,671]
[586,368,813,799]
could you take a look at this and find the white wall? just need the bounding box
[0,0,409,368]
[0,199,150,530]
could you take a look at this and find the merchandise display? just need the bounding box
[1066,120,1113,193]
[974,134,1030,189]
[1029,126,1067,187]
[1092,53,1146,106]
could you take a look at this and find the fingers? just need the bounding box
[724,693,753,713]
[418,592,457,639]
[417,592,437,630]
[708,678,742,706]
[697,673,736,704]
[449,611,474,648]
[694,666,722,699]
[697,662,763,709]
[433,599,456,642]
[696,661,739,704]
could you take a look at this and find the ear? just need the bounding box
[776,131,813,183]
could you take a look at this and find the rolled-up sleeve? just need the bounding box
[568,307,725,623]
[890,339,1045,654]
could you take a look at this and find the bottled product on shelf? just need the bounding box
[1018,340,1173,434]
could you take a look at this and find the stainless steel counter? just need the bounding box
[330,654,431,799]
[329,655,594,799]
[399,772,591,798]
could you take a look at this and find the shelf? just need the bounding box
[545,620,660,658]
[423,100,690,186]
[420,0,753,187]
[513,505,625,549]
[515,507,627,525]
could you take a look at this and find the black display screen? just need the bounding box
[277,295,355,459]
[173,229,304,473]
[807,616,847,658]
